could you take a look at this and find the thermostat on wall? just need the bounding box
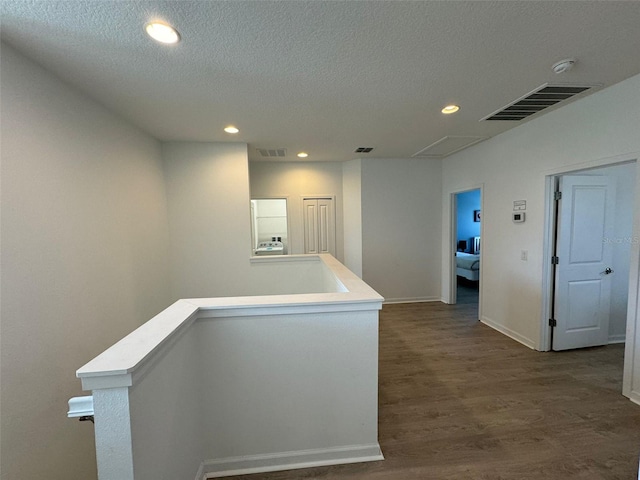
[512,212,526,223]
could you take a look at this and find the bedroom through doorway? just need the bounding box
[454,189,481,306]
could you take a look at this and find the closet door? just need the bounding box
[303,199,318,254]
[303,198,335,256]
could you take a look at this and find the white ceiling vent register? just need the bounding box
[412,136,489,158]
[257,148,287,157]
[481,83,601,121]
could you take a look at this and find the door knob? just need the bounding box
[603,267,614,275]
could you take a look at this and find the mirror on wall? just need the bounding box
[250,198,289,256]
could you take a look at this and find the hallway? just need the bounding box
[226,302,640,479]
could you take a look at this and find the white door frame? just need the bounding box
[447,184,484,319]
[540,153,639,401]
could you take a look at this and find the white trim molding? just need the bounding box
[481,316,536,350]
[202,444,383,479]
[384,296,441,304]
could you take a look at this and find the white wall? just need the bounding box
[162,142,253,299]
[610,164,637,342]
[441,73,640,352]
[198,308,381,476]
[249,161,344,262]
[0,42,172,480]
[361,158,442,303]
[342,159,363,277]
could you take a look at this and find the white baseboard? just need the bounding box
[628,390,640,407]
[481,316,536,350]
[383,296,440,304]
[608,334,626,344]
[201,443,383,479]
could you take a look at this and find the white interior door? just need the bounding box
[553,175,616,350]
[303,198,335,256]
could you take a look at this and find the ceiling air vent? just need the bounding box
[257,148,287,158]
[355,147,374,153]
[481,83,599,121]
[412,136,488,158]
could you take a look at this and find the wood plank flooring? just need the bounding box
[224,302,640,479]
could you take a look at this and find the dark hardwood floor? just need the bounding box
[456,278,479,305]
[224,302,640,479]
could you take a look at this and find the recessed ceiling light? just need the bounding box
[297,152,309,158]
[441,105,460,114]
[224,126,239,134]
[145,22,181,44]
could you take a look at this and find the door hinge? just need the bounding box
[551,256,559,265]
[554,191,562,201]
[549,318,557,327]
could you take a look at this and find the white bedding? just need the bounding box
[456,252,480,270]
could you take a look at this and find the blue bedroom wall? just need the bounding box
[456,189,481,251]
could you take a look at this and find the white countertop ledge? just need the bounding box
[76,255,383,387]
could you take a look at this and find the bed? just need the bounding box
[456,236,480,281]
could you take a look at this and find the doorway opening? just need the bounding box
[544,161,636,353]
[451,187,482,315]
[250,198,290,255]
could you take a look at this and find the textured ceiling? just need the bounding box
[2,0,640,162]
